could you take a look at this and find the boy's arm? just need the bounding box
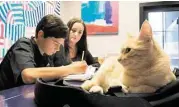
[22,61,87,84]
[10,40,87,84]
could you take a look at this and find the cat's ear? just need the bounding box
[139,20,153,42]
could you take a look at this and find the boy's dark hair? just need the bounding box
[35,14,68,38]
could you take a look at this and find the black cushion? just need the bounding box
[34,78,152,107]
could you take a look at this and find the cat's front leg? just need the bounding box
[81,80,98,91]
[81,56,117,93]
[121,85,129,93]
[89,85,104,94]
[81,76,109,94]
[81,78,108,94]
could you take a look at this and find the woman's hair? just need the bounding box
[64,18,88,57]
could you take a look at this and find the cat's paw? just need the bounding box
[81,80,94,91]
[121,85,129,93]
[122,87,129,93]
[89,86,104,94]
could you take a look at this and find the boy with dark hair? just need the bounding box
[0,14,87,90]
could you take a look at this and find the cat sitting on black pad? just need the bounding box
[81,20,176,94]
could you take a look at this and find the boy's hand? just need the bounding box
[70,61,88,74]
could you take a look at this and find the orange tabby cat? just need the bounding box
[81,20,176,94]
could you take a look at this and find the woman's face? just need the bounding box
[69,22,84,46]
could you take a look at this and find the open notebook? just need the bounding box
[63,66,97,81]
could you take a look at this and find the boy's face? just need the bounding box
[37,30,65,55]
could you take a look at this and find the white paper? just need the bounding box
[63,66,97,81]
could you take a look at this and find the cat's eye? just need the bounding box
[125,48,131,53]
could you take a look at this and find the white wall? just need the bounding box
[60,1,144,57]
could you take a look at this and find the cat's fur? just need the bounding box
[81,20,176,94]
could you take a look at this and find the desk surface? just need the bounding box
[0,80,84,107]
[0,83,152,107]
[0,85,36,107]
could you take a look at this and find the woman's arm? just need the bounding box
[85,50,100,67]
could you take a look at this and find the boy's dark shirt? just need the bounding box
[0,37,70,90]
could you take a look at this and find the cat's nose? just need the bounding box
[118,58,121,62]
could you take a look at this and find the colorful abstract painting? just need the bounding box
[81,1,119,35]
[0,1,60,62]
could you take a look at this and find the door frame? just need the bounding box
[139,1,179,28]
